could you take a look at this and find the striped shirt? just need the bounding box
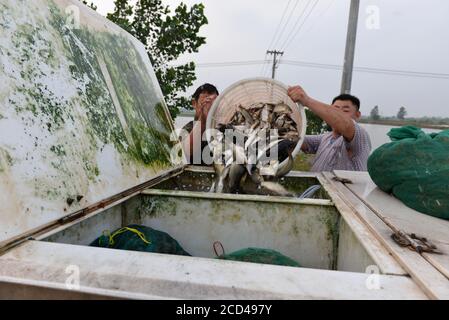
[303,121,372,172]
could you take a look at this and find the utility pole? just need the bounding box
[267,50,284,79]
[341,0,360,94]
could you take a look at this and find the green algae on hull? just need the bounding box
[0,148,13,173]
[47,2,175,167]
[0,0,186,244]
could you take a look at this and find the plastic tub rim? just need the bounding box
[205,77,307,172]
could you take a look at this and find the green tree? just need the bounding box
[106,0,208,119]
[397,106,407,120]
[370,105,380,120]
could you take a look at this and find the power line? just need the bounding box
[357,66,449,79]
[263,0,312,77]
[263,58,270,77]
[262,1,293,76]
[259,52,270,76]
[281,60,340,70]
[297,0,336,38]
[265,0,293,55]
[277,0,313,51]
[262,50,271,78]
[270,0,302,50]
[196,60,269,67]
[280,0,320,52]
[281,60,449,79]
[192,59,449,80]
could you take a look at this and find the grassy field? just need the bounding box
[292,153,314,172]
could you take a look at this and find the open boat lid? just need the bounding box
[0,0,185,245]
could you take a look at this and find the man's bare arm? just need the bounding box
[288,86,355,141]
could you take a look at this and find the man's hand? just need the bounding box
[193,100,210,129]
[288,85,311,106]
[198,98,215,130]
[288,84,356,142]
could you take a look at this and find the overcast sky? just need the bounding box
[91,0,449,118]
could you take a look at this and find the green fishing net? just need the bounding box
[90,224,191,256]
[368,126,449,220]
[217,247,301,267]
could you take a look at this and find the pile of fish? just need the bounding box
[209,102,300,196]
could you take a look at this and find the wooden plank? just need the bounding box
[0,240,428,300]
[333,171,449,281]
[142,189,334,206]
[318,175,406,276]
[323,172,449,299]
[425,245,449,279]
[184,166,320,178]
[0,275,160,300]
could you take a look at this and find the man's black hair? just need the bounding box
[192,83,219,101]
[332,94,361,111]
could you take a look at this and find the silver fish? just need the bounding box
[228,163,246,193]
[260,181,293,197]
[261,105,270,123]
[274,152,294,178]
[238,106,255,125]
[239,177,292,197]
[212,100,300,196]
[273,103,291,114]
[215,164,231,193]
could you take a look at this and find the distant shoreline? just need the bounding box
[177,114,449,131]
[359,119,449,130]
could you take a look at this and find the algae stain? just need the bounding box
[208,199,228,224]
[10,22,71,130]
[50,144,66,156]
[47,2,175,168]
[319,211,340,242]
[227,213,242,223]
[82,159,100,180]
[291,223,300,237]
[140,196,177,218]
[2,1,177,208]
[0,148,13,173]
[318,209,340,269]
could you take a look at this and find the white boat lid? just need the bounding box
[0,0,184,245]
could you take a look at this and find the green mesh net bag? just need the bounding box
[367,126,449,220]
[90,224,191,256]
[217,247,301,267]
